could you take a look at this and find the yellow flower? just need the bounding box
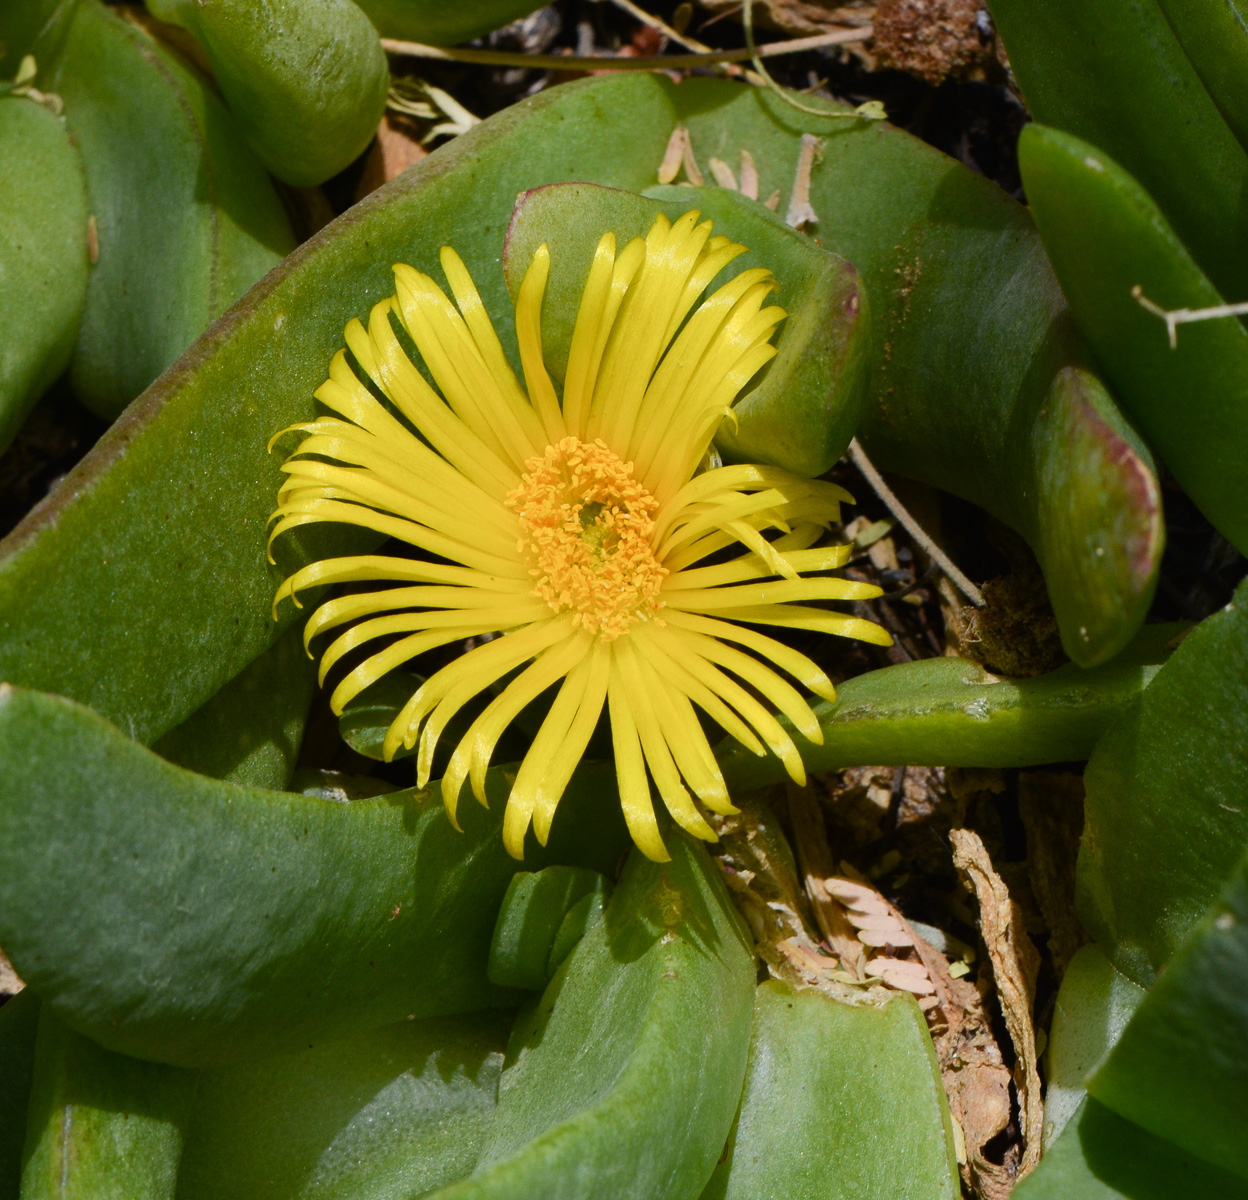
[269,210,891,861]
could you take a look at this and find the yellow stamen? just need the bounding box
[506,435,668,641]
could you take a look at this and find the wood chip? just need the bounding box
[657,125,704,186]
[708,157,738,189]
[856,926,916,948]
[738,149,760,199]
[786,784,866,975]
[785,133,822,228]
[951,827,1043,1186]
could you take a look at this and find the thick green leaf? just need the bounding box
[1042,945,1147,1150]
[350,0,543,45]
[1078,580,1248,986]
[148,0,388,187]
[701,980,959,1200]
[430,835,756,1200]
[546,887,607,976]
[1015,1097,1248,1200]
[0,684,628,1067]
[503,182,870,477]
[1090,846,1248,1180]
[1154,0,1248,155]
[718,622,1178,793]
[487,867,607,992]
[44,0,295,418]
[19,1008,196,1200]
[152,624,315,789]
[1019,124,1248,555]
[0,990,40,1200]
[1010,940,1245,1197]
[0,73,1156,745]
[0,73,676,749]
[0,91,88,455]
[669,84,1161,666]
[177,1012,510,1200]
[984,0,1248,303]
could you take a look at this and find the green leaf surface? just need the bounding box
[0,990,40,1200]
[547,887,607,976]
[148,0,389,187]
[152,624,315,789]
[1090,846,1248,1180]
[1078,580,1248,986]
[487,867,608,991]
[0,91,88,455]
[350,0,544,45]
[503,182,870,477]
[19,1008,196,1200]
[45,0,295,418]
[1014,1097,1248,1200]
[430,835,756,1200]
[0,73,676,749]
[1153,0,1248,155]
[984,0,1248,303]
[701,980,959,1200]
[718,622,1179,793]
[1019,123,1248,555]
[1042,944,1147,1149]
[177,1012,510,1200]
[669,84,1161,666]
[0,684,628,1067]
[0,72,1157,746]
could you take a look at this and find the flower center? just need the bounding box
[507,436,667,641]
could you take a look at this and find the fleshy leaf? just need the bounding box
[351,0,545,46]
[984,0,1248,302]
[701,981,959,1200]
[19,1008,196,1200]
[0,684,628,1067]
[177,1012,511,1200]
[1014,1097,1248,1200]
[487,867,608,992]
[1078,579,1248,986]
[428,836,756,1200]
[668,85,1162,666]
[717,622,1179,792]
[1089,846,1248,1180]
[0,92,88,456]
[1041,944,1146,1150]
[1019,123,1248,555]
[44,0,295,418]
[152,624,316,789]
[147,0,389,187]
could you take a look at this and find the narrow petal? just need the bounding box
[514,243,566,445]
[608,672,670,862]
[663,609,836,702]
[440,630,593,828]
[530,640,611,845]
[614,637,716,841]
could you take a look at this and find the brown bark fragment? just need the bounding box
[951,827,1044,1189]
